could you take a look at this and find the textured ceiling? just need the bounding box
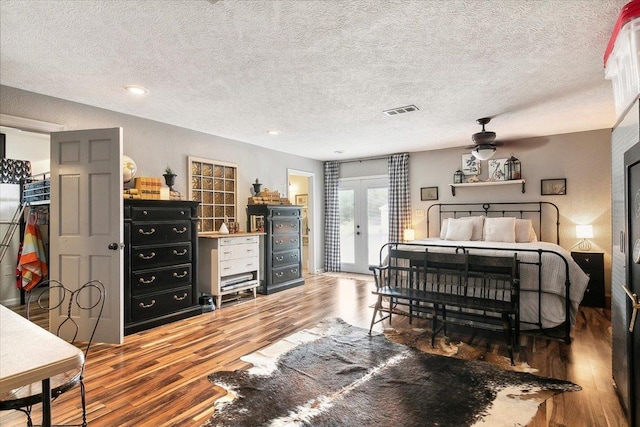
[0,0,627,161]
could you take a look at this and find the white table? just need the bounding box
[0,304,84,426]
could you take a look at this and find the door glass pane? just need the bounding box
[367,187,388,265]
[339,188,355,263]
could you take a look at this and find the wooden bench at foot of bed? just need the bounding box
[369,244,520,364]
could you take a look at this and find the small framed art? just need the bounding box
[541,178,566,195]
[461,154,480,175]
[295,194,308,206]
[420,186,438,201]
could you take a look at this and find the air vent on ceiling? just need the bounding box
[383,105,419,116]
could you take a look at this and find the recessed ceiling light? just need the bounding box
[124,85,149,96]
[267,130,280,135]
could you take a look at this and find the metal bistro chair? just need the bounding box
[0,279,106,427]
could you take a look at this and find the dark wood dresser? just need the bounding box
[124,200,201,334]
[247,204,304,294]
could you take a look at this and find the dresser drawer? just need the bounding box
[219,236,259,246]
[132,264,192,295]
[272,218,300,235]
[131,243,192,270]
[220,256,259,277]
[272,235,300,251]
[272,249,300,268]
[272,264,301,285]
[131,221,192,245]
[131,286,194,322]
[271,209,300,218]
[571,252,604,270]
[130,206,192,221]
[219,242,259,261]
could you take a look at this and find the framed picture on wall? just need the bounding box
[420,186,438,201]
[487,158,507,181]
[461,154,480,175]
[295,194,308,206]
[541,178,566,195]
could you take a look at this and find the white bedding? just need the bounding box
[396,238,590,329]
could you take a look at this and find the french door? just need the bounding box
[339,177,388,274]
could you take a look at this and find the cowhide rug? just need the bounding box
[203,318,580,427]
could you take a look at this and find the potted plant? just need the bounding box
[163,166,177,191]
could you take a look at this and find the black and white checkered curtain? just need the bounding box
[324,161,340,272]
[388,153,411,243]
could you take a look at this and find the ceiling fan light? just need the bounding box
[472,146,496,161]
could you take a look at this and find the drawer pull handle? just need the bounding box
[275,223,284,228]
[143,210,148,215]
[139,228,156,235]
[139,300,156,309]
[275,239,284,245]
[180,210,185,215]
[173,293,188,301]
[173,271,188,278]
[290,239,298,244]
[275,272,284,277]
[275,256,284,261]
[223,251,232,255]
[139,276,156,284]
[173,249,188,256]
[290,269,298,274]
[290,223,296,227]
[139,252,156,260]
[290,254,297,259]
[173,226,188,234]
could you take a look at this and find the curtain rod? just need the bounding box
[333,153,408,164]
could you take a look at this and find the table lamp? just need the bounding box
[575,224,593,251]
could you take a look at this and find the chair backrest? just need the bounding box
[26,279,106,360]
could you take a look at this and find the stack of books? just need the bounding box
[134,176,162,200]
[123,188,141,199]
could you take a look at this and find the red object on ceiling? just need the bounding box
[604,0,640,66]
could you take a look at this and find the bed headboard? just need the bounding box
[426,201,560,244]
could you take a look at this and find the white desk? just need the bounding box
[0,304,84,426]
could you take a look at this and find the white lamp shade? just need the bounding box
[403,229,415,241]
[471,146,496,161]
[576,224,593,239]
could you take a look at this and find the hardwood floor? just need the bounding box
[0,273,628,426]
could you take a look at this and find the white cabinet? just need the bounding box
[198,233,261,308]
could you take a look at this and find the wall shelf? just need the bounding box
[449,179,525,196]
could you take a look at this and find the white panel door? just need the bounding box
[50,128,123,344]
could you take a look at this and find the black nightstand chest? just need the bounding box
[571,251,605,308]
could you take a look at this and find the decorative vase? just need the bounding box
[163,173,177,191]
[253,182,262,194]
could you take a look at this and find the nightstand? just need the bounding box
[571,251,605,308]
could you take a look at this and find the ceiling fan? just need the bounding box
[466,117,502,160]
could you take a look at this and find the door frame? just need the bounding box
[287,169,316,273]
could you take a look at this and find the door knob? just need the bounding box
[623,285,639,333]
[108,243,120,250]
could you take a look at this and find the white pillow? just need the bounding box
[483,217,516,243]
[440,216,484,241]
[515,219,535,243]
[465,216,485,241]
[445,218,474,241]
[440,218,449,240]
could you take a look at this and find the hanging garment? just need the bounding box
[17,217,48,291]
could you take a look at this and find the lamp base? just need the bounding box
[578,239,592,251]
